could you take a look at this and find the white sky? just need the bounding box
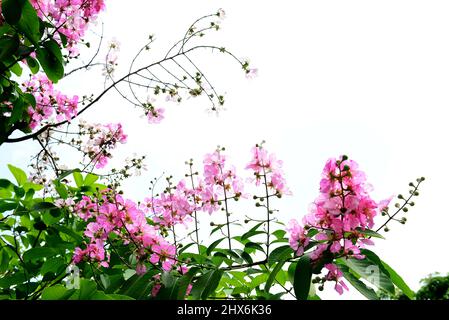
[1,0,449,299]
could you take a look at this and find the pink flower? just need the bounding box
[151,283,161,297]
[287,219,310,256]
[136,263,147,276]
[74,196,96,220]
[72,247,86,264]
[186,284,193,297]
[81,122,127,169]
[246,144,289,196]
[84,222,110,241]
[147,107,165,124]
[378,196,393,213]
[150,242,176,271]
[324,263,349,295]
[245,68,258,79]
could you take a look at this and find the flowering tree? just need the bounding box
[0,1,425,300]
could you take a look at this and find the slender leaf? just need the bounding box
[191,269,223,300]
[268,245,292,266]
[381,262,414,299]
[293,255,312,300]
[339,264,379,300]
[206,237,226,256]
[265,260,286,292]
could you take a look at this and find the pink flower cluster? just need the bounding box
[81,122,127,168]
[245,144,291,196]
[198,149,245,214]
[23,73,79,130]
[141,180,196,228]
[72,191,177,272]
[287,155,391,295]
[140,149,246,229]
[30,0,106,55]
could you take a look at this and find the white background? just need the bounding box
[1,0,449,299]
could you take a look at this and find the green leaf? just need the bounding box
[0,272,26,288]
[0,179,13,189]
[209,224,224,236]
[32,201,57,211]
[23,247,60,262]
[53,181,68,199]
[241,221,265,241]
[89,290,111,300]
[57,168,80,181]
[54,225,84,243]
[206,237,226,256]
[244,241,265,253]
[340,256,395,295]
[119,271,158,300]
[10,62,22,76]
[26,56,40,74]
[17,0,40,45]
[380,261,414,299]
[157,272,189,300]
[191,269,223,300]
[0,250,10,273]
[13,185,25,198]
[84,173,98,186]
[268,245,293,266]
[7,164,27,185]
[293,255,312,300]
[238,250,253,264]
[247,273,268,290]
[36,44,64,83]
[22,181,42,192]
[272,229,286,240]
[41,285,75,300]
[339,264,379,300]
[0,201,17,212]
[265,260,286,292]
[73,171,83,187]
[0,35,20,60]
[352,228,386,240]
[1,0,26,25]
[77,279,97,300]
[178,242,195,254]
[58,32,67,47]
[177,267,199,299]
[41,256,66,276]
[33,220,47,230]
[43,39,62,63]
[105,293,134,300]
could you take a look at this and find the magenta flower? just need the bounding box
[287,155,391,296]
[246,144,290,196]
[147,107,165,124]
[324,263,349,295]
[23,74,79,130]
[150,242,176,271]
[287,219,310,256]
[136,263,147,276]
